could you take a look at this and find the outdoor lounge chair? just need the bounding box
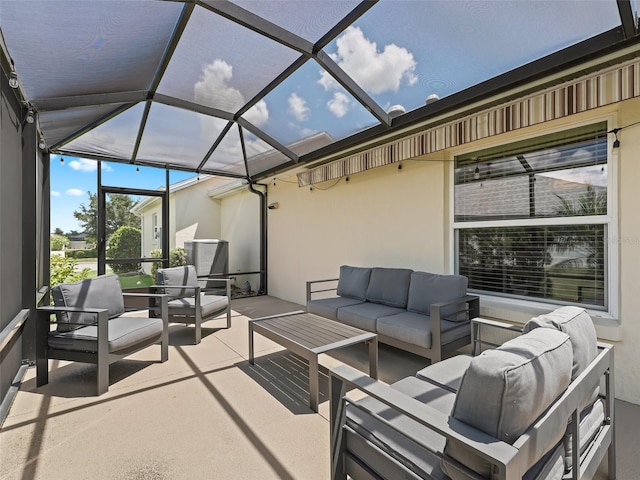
[36,274,169,395]
[153,265,232,344]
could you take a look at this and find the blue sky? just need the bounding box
[50,154,193,234]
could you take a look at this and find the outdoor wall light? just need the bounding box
[610,128,621,148]
[267,202,279,210]
[25,107,35,124]
[8,71,18,89]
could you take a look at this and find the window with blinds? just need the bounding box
[454,123,609,309]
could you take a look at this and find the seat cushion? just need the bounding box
[337,302,405,332]
[307,297,365,321]
[407,272,468,321]
[346,377,456,480]
[168,293,228,319]
[52,274,125,332]
[442,328,573,480]
[563,399,605,470]
[365,267,413,308]
[48,316,163,354]
[156,265,199,300]
[376,312,469,349]
[336,265,371,300]
[416,354,473,393]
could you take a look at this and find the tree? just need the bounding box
[74,192,140,242]
[53,227,64,235]
[107,226,142,273]
[50,234,69,251]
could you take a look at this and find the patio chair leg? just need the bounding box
[96,311,109,395]
[35,310,49,387]
[226,306,231,329]
[194,320,202,344]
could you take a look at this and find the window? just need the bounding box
[454,123,610,310]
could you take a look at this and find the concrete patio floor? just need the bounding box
[1,296,638,479]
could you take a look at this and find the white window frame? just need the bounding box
[449,115,619,322]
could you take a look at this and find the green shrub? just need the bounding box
[50,254,91,287]
[150,247,187,278]
[50,234,69,251]
[65,248,97,259]
[107,226,141,273]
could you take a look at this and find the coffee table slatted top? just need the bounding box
[254,312,376,354]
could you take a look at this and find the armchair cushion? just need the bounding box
[336,265,371,300]
[365,267,413,308]
[156,265,199,300]
[48,316,163,354]
[168,294,229,318]
[52,274,125,332]
[442,328,573,480]
[407,272,468,321]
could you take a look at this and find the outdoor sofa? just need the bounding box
[329,306,615,480]
[307,266,479,362]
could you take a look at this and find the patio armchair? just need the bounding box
[153,265,232,344]
[36,274,169,396]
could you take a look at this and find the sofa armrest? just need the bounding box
[429,295,479,361]
[329,364,519,480]
[306,278,339,303]
[471,317,523,355]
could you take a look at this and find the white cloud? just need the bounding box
[327,92,351,118]
[319,26,417,95]
[288,93,309,121]
[68,158,112,172]
[51,190,60,197]
[66,188,85,197]
[244,100,269,127]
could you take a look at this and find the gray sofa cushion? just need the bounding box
[442,328,573,480]
[52,274,125,332]
[365,267,413,308]
[337,302,405,331]
[167,294,229,319]
[376,312,470,349]
[156,265,199,300]
[307,297,365,321]
[346,377,456,480]
[48,316,163,354]
[407,272,468,321]
[336,265,371,300]
[416,354,473,393]
[523,306,597,381]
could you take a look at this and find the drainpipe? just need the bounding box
[247,181,267,295]
[238,124,267,295]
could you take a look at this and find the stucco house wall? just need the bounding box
[262,97,640,405]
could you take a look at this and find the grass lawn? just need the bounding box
[118,274,154,289]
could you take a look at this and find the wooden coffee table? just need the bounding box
[248,311,378,412]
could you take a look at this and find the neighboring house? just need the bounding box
[132,175,232,273]
[67,233,88,250]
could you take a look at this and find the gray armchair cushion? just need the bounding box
[407,272,468,321]
[52,274,125,332]
[336,265,371,300]
[416,354,473,393]
[365,267,413,308]
[48,316,163,354]
[156,265,199,300]
[442,328,573,480]
[168,294,228,319]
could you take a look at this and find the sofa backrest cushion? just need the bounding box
[156,265,199,300]
[407,272,468,321]
[442,328,573,480]
[365,267,413,308]
[336,265,371,300]
[523,306,597,381]
[52,274,125,332]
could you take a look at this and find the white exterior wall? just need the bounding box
[173,182,221,248]
[220,189,261,292]
[262,98,640,405]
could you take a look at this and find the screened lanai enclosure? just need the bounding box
[2,0,640,422]
[2,0,638,178]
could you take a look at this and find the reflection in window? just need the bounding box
[454,124,609,309]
